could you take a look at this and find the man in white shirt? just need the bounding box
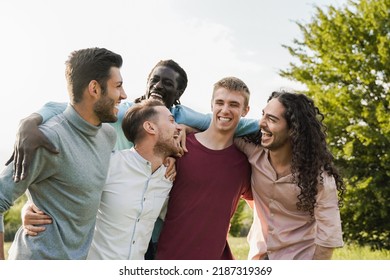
[23,99,182,259]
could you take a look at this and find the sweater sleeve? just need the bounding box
[37,102,68,123]
[0,130,60,232]
[110,101,134,150]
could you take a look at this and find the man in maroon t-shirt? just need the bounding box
[156,77,252,260]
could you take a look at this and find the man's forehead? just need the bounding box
[151,66,178,79]
[156,105,172,115]
[263,98,286,117]
[108,67,122,81]
[213,88,245,102]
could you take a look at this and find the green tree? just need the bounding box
[280,0,390,249]
[4,195,26,241]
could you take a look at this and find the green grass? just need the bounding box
[228,237,390,260]
[5,238,390,260]
[229,236,250,260]
[4,242,11,259]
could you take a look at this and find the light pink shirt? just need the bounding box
[235,138,344,260]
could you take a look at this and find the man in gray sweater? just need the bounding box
[0,47,127,259]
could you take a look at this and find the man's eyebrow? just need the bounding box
[264,112,280,120]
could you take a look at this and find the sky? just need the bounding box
[0,0,348,166]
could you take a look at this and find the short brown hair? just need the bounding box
[212,76,250,107]
[122,99,165,144]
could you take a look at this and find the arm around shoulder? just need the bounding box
[37,101,68,123]
[235,118,260,137]
[6,111,58,182]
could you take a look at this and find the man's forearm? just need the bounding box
[313,245,334,260]
[0,232,5,260]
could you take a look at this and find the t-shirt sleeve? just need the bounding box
[241,163,253,201]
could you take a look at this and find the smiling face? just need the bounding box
[146,66,181,108]
[259,97,291,151]
[210,87,249,133]
[94,67,127,123]
[153,106,182,156]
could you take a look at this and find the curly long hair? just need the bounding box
[245,91,345,217]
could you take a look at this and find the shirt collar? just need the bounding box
[63,105,102,137]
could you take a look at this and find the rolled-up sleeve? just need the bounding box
[314,174,344,248]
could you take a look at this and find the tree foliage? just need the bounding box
[4,195,26,241]
[230,199,253,237]
[280,0,390,249]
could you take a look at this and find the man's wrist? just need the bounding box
[20,113,43,127]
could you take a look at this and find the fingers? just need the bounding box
[167,171,177,182]
[23,225,47,236]
[5,151,14,166]
[176,147,185,157]
[165,169,176,180]
[13,146,22,183]
[25,216,52,225]
[24,214,52,226]
[23,204,52,227]
[19,154,32,182]
[42,137,59,154]
[164,157,177,181]
[31,204,45,215]
[12,119,58,182]
[180,133,188,153]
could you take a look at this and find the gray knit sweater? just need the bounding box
[0,105,116,259]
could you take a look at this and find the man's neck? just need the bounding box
[195,127,235,150]
[72,102,100,126]
[268,147,293,179]
[134,144,164,173]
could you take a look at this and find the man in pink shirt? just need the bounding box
[235,91,345,260]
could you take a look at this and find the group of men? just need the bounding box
[0,47,345,260]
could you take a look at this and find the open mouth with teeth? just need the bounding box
[173,133,180,139]
[261,130,273,137]
[218,117,232,123]
[150,92,164,100]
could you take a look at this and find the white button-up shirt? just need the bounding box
[87,148,172,260]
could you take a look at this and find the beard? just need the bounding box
[153,134,180,157]
[94,95,118,123]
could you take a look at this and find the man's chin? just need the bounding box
[101,115,118,123]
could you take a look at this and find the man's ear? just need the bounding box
[143,121,157,135]
[88,80,101,98]
[241,105,250,117]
